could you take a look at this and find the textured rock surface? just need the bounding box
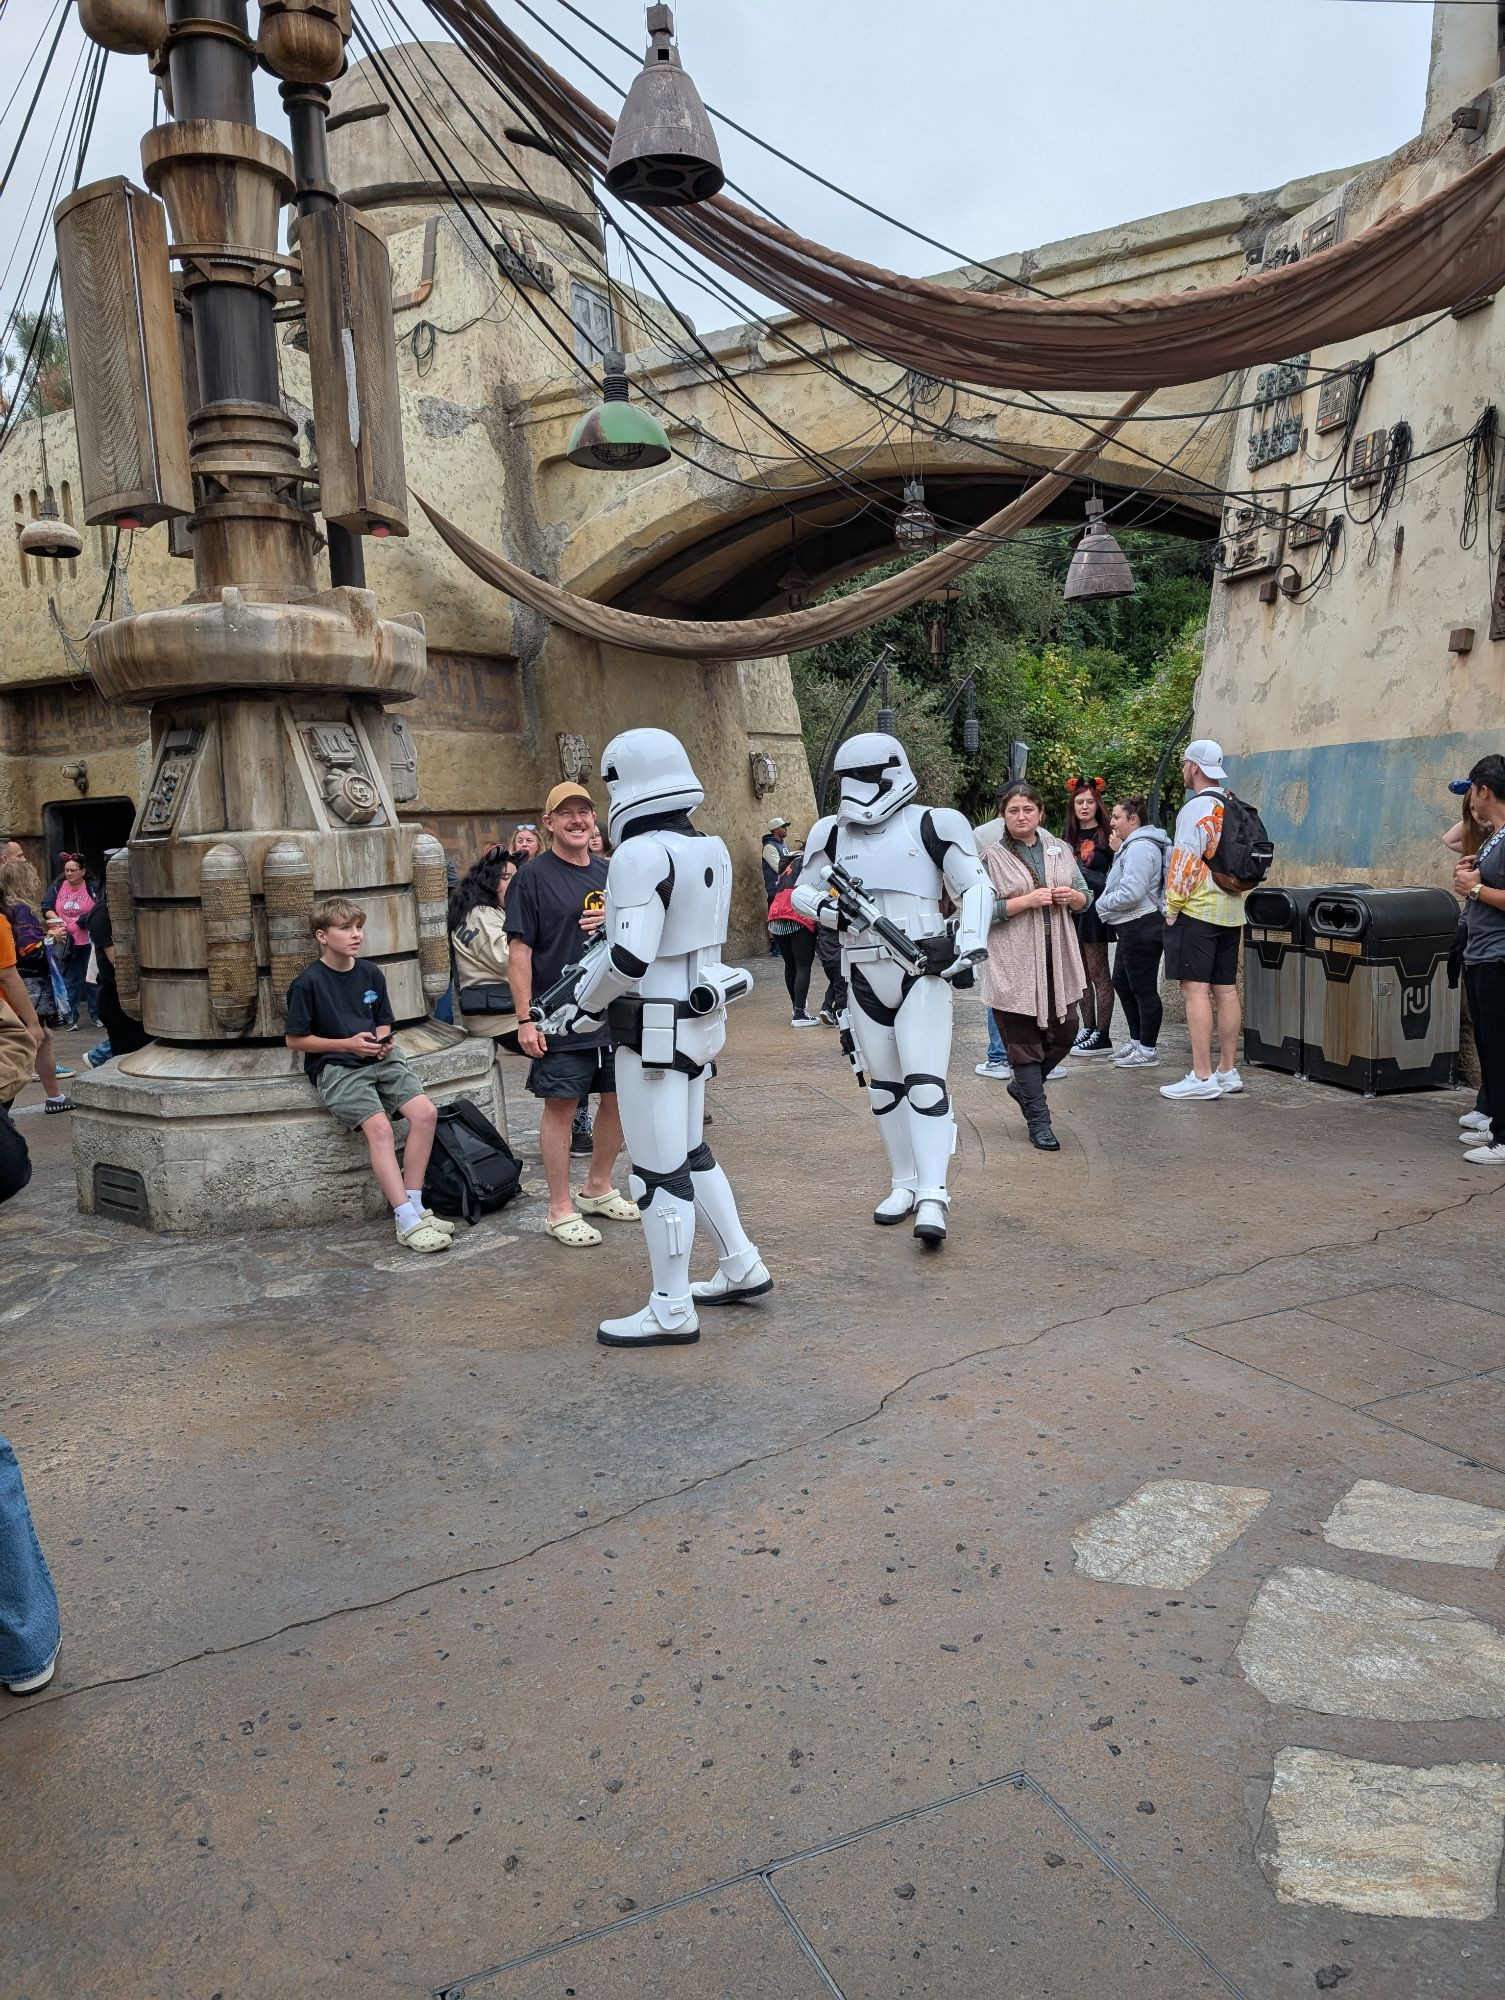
[1261,1749,1505,1919]
[1238,1566,1505,1719]
[1071,1478,1270,1587]
[1322,1479,1505,1570]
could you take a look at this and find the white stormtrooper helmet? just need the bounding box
[601,727,705,844]
[834,731,918,827]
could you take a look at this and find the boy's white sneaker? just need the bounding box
[1046,1062,1071,1081]
[1214,1067,1244,1095]
[1463,1142,1505,1165]
[1459,1109,1492,1132]
[4,1643,59,1695]
[1160,1071,1221,1101]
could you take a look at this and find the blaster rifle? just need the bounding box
[822,861,954,977]
[529,936,608,1027]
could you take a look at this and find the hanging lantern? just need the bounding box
[1063,496,1136,602]
[566,351,672,470]
[777,558,810,610]
[19,488,82,562]
[962,682,980,756]
[606,5,725,209]
[894,476,938,552]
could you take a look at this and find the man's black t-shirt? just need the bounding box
[503,848,609,1047]
[84,895,114,991]
[285,956,396,1079]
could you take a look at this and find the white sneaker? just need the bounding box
[597,1298,700,1346]
[4,1643,59,1694]
[1160,1071,1221,1101]
[791,1011,817,1028]
[1214,1067,1244,1094]
[1459,1128,1490,1144]
[975,1059,1011,1078]
[1460,1109,1492,1132]
[1047,1062,1071,1081]
[1463,1142,1505,1165]
[1111,1041,1142,1065]
[1123,1046,1161,1067]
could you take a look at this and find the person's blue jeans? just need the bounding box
[0,1439,60,1685]
[59,947,88,1025]
[434,982,454,1025]
[986,1008,1008,1067]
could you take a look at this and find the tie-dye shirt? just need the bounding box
[1166,790,1243,927]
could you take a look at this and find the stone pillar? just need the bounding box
[1423,2,1502,129]
[65,0,499,1231]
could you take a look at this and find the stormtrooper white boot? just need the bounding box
[598,1180,700,1347]
[687,1142,773,1304]
[912,1195,949,1245]
[871,1100,918,1226]
[908,1094,956,1248]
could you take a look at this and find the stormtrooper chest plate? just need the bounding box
[836,810,944,948]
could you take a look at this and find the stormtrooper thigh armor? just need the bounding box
[574,728,769,1346]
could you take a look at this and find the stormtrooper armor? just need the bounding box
[555,728,770,1346]
[793,732,991,1244]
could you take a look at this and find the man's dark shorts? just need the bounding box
[1164,913,1240,986]
[526,1042,616,1101]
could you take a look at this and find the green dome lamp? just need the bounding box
[567,350,672,471]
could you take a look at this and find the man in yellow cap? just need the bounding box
[505,783,639,1247]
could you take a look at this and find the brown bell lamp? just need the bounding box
[567,350,672,470]
[606,5,725,209]
[18,416,83,562]
[1063,495,1135,602]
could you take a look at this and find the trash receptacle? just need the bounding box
[1243,886,1338,1075]
[1301,887,1460,1094]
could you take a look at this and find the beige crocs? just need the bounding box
[397,1218,452,1254]
[420,1208,456,1235]
[576,1189,640,1223]
[546,1211,602,1247]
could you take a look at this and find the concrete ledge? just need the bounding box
[69,1037,504,1232]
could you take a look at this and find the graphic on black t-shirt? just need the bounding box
[285,957,396,1078]
[503,849,610,1047]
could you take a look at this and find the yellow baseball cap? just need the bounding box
[544,781,595,814]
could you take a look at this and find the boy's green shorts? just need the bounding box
[315,1052,425,1128]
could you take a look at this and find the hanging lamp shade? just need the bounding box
[19,487,83,561]
[894,476,938,552]
[605,5,725,208]
[567,350,672,470]
[1063,497,1135,602]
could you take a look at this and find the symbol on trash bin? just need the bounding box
[1400,978,1432,1040]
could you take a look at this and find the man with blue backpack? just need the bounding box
[1160,739,1274,1102]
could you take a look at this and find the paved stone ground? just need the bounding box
[2,977,1503,2000]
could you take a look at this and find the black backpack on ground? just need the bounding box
[422,1098,522,1225]
[1207,789,1275,894]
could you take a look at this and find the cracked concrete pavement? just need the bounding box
[1,975,1503,1999]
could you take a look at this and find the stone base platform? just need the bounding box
[68,1022,503,1232]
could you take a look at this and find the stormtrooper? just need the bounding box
[546,727,771,1347]
[793,732,991,1244]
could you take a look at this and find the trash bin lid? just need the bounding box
[1309,886,1460,944]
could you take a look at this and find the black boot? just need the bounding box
[1006,1062,1060,1151]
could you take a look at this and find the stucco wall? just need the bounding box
[1195,87,1505,886]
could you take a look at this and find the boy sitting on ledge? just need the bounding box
[285,897,452,1254]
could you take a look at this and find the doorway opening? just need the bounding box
[41,797,135,884]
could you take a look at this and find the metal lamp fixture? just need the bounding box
[566,350,672,471]
[19,417,83,562]
[894,476,938,552]
[1063,495,1135,602]
[606,5,725,209]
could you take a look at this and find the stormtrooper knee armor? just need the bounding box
[560,728,771,1346]
[793,732,991,1245]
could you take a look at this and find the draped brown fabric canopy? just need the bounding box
[416,396,1148,660]
[430,0,1505,390]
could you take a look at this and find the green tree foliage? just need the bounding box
[791,528,1210,828]
[2,308,72,418]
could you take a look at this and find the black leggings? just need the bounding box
[1466,961,1505,1143]
[1078,940,1114,1034]
[1111,913,1165,1048]
[773,928,816,1013]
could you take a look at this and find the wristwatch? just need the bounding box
[1468,883,1483,901]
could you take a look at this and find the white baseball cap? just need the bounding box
[1184,738,1227,781]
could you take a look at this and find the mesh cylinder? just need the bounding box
[106,847,141,1019]
[411,831,451,1006]
[201,842,257,1034]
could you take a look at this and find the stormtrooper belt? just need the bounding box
[607,995,714,1075]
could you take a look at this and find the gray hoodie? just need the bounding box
[1094,824,1170,925]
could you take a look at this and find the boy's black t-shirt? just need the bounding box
[285,956,396,1079]
[503,848,609,1048]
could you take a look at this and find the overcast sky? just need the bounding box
[3,0,1438,338]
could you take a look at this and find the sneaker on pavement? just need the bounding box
[1075,1028,1114,1057]
[974,1059,1011,1078]
[1111,1041,1142,1064]
[1047,1062,1071,1081]
[1214,1066,1244,1094]
[1463,1142,1505,1165]
[1459,1109,1492,1131]
[1122,1046,1161,1067]
[4,1643,59,1695]
[818,1008,837,1026]
[791,1011,817,1028]
[1160,1071,1221,1101]
[1070,1031,1094,1055]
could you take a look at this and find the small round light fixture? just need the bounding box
[19,487,82,562]
[567,351,672,471]
[1063,496,1136,602]
[606,4,724,209]
[893,476,938,553]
